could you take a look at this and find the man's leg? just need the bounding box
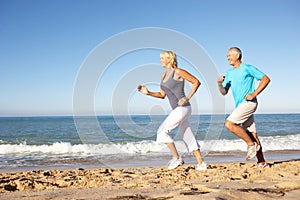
[243,115,267,164]
[226,102,258,146]
[226,102,259,160]
[246,131,266,163]
[225,120,255,146]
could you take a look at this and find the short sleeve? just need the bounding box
[247,64,265,80]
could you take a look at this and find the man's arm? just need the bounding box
[217,76,228,96]
[245,75,271,100]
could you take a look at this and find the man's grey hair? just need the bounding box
[229,47,242,60]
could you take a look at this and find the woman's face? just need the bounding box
[160,54,170,68]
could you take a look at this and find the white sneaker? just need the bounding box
[167,157,184,170]
[195,162,207,171]
[246,142,258,161]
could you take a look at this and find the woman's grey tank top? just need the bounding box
[160,69,191,110]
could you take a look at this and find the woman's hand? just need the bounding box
[138,85,149,95]
[178,97,189,106]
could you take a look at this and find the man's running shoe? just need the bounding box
[246,142,258,161]
[257,162,270,168]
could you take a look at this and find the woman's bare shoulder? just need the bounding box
[175,67,187,74]
[174,68,185,80]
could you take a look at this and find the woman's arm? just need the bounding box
[137,72,167,99]
[175,68,200,106]
[137,85,166,99]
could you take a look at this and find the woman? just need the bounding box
[138,51,207,170]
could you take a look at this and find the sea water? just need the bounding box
[0,114,299,171]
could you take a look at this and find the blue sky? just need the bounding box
[0,0,299,116]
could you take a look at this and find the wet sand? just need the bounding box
[0,159,299,200]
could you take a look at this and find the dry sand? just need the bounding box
[0,160,299,200]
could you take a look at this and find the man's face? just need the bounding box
[227,50,239,66]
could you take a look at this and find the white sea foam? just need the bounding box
[0,134,299,156]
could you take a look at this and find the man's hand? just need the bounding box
[217,76,225,84]
[217,76,228,96]
[245,93,256,101]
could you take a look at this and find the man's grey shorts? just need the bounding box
[227,101,258,133]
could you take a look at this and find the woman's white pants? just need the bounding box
[156,106,200,152]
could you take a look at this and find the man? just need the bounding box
[217,47,270,168]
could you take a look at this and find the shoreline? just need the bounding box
[1,149,299,173]
[0,159,299,199]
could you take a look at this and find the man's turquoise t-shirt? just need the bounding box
[222,63,265,107]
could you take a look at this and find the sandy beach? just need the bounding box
[0,159,299,200]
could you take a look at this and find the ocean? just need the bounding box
[0,114,299,171]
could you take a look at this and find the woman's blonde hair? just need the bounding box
[161,51,178,68]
